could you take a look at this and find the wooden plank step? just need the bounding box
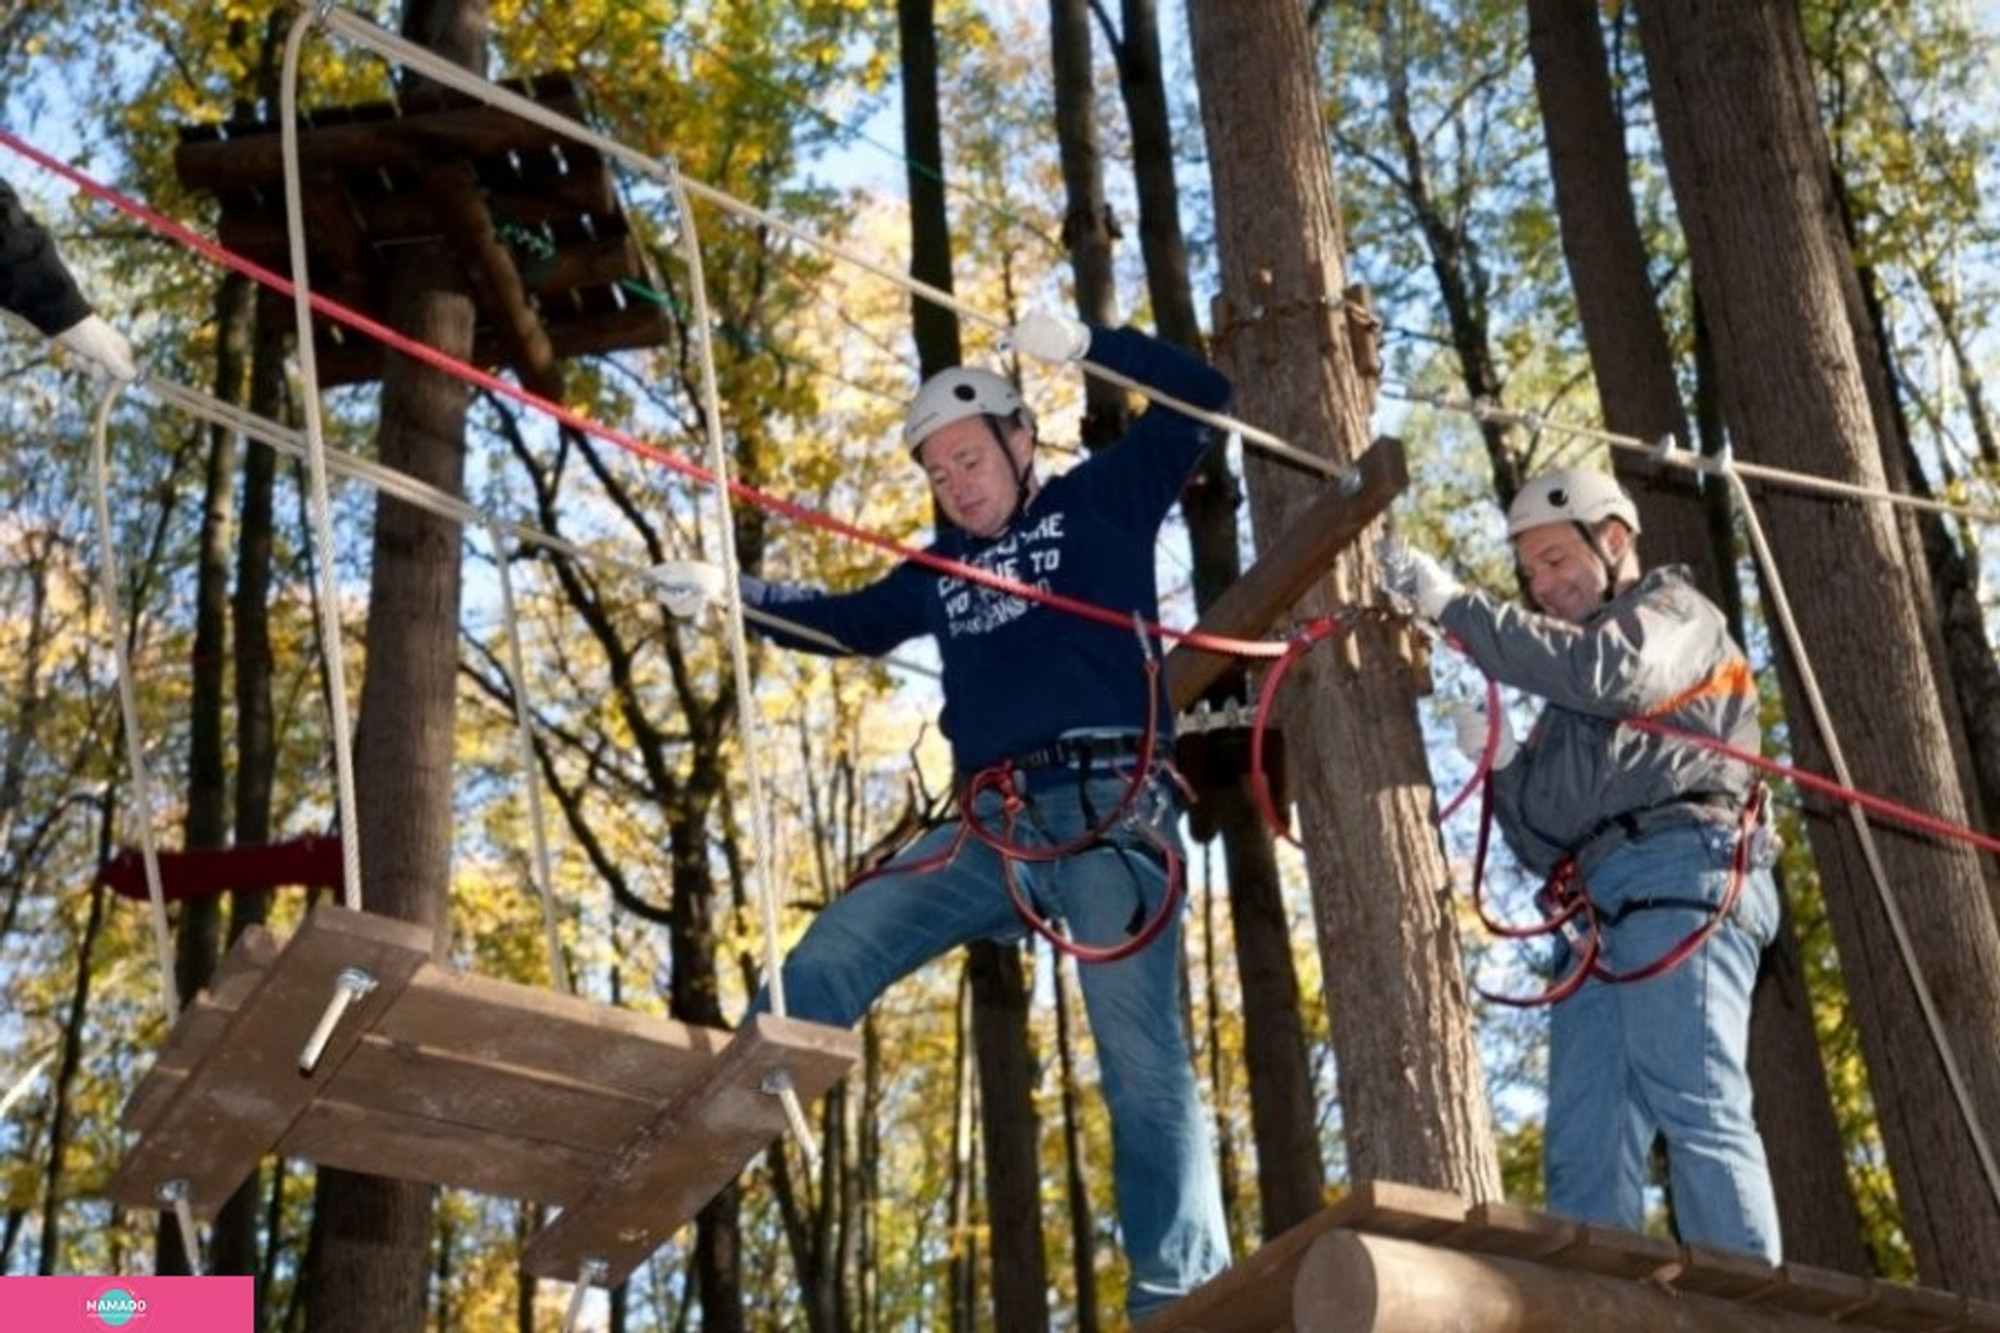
[107,906,433,1218]
[369,967,735,1102]
[279,1097,609,1207]
[122,925,283,1134]
[521,1013,861,1285]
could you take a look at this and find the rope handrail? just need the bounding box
[1384,382,2000,528]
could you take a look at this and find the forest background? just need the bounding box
[1,0,1998,1329]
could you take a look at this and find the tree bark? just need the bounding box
[968,942,1051,1332]
[900,0,961,369]
[1053,958,1103,1333]
[303,3,487,1328]
[1186,0,1501,1201]
[1048,0,1127,447]
[1637,0,2000,1294]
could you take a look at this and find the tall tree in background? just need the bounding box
[1047,0,1125,449]
[1637,0,2000,1294]
[1096,0,1328,1237]
[898,3,1049,1326]
[301,1,488,1328]
[1187,0,1501,1200]
[1524,0,1868,1271]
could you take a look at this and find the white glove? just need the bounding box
[1009,308,1091,364]
[1376,536,1461,619]
[651,560,724,619]
[52,313,138,383]
[1449,699,1517,769]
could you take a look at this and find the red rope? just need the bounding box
[0,131,1285,665]
[1624,715,2000,857]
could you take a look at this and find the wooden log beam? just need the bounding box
[1165,435,1406,711]
[426,158,564,401]
[174,78,587,188]
[1290,1231,1986,1333]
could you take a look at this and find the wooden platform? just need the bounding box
[1142,1180,2000,1333]
[109,905,858,1285]
[175,73,670,395]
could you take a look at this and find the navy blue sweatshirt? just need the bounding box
[0,179,92,336]
[750,324,1229,775]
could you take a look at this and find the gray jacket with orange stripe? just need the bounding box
[1437,565,1759,878]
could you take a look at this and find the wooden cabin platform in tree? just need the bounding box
[174,72,669,398]
[107,904,858,1285]
[1141,1180,1999,1333]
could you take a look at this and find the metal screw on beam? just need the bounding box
[297,967,378,1075]
[759,1068,795,1097]
[156,1178,190,1205]
[1338,465,1364,498]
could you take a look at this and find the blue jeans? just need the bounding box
[752,768,1230,1318]
[1546,820,1782,1261]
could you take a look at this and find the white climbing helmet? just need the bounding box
[903,367,1033,452]
[1506,467,1641,538]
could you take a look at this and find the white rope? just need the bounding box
[0,1048,54,1121]
[88,382,210,1272]
[147,375,941,679]
[86,385,180,1030]
[662,160,821,1165]
[313,5,1334,478]
[281,8,363,911]
[1384,383,2000,527]
[486,519,572,995]
[1726,471,2000,1211]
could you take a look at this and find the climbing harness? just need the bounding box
[1469,782,1766,1009]
[837,625,1187,965]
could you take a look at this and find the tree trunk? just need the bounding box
[1186,0,1500,1201]
[1103,0,1327,1237]
[1358,0,1520,504]
[1526,0,1869,1273]
[302,4,487,1327]
[949,972,977,1332]
[218,295,289,1302]
[1523,0,1712,578]
[969,942,1051,1332]
[1047,0,1127,447]
[1053,958,1103,1333]
[39,855,109,1274]
[1637,0,2000,1294]
[900,0,961,369]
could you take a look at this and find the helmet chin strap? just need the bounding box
[982,413,1035,532]
[1574,520,1624,603]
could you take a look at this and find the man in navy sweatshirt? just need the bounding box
[739,309,1232,1320]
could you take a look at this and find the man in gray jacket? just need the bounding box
[2,177,136,381]
[1380,466,1781,1263]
